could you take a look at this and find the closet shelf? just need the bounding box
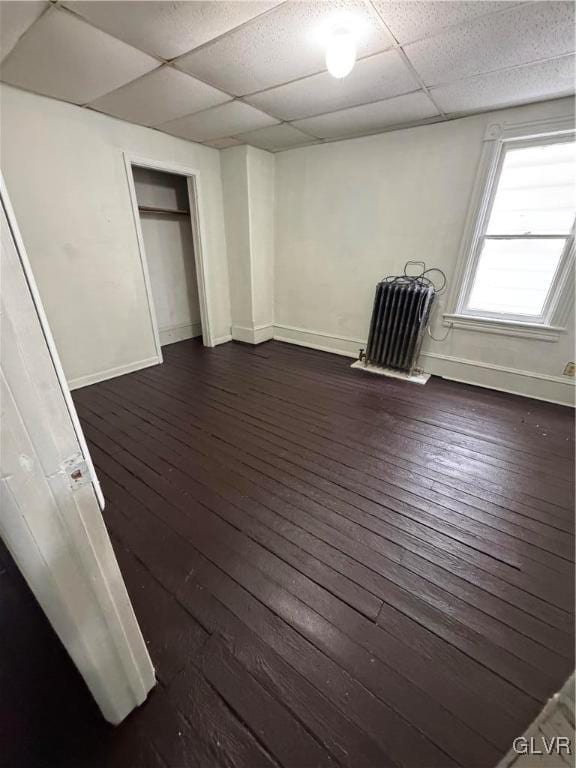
[138,205,190,216]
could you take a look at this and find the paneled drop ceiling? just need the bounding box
[0,1,574,152]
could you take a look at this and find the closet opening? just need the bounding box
[124,156,213,362]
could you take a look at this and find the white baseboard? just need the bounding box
[68,325,575,405]
[273,323,363,358]
[214,333,232,346]
[232,323,274,345]
[68,356,160,391]
[421,351,575,406]
[159,321,202,346]
[272,323,575,406]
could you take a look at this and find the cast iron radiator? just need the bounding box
[363,276,435,375]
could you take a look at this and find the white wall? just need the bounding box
[139,216,202,345]
[2,82,573,405]
[273,97,575,405]
[133,167,202,345]
[247,146,275,333]
[221,146,253,335]
[132,165,189,211]
[221,145,275,344]
[0,84,231,389]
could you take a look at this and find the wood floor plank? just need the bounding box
[245,342,575,454]
[112,538,209,685]
[158,663,280,768]
[132,356,570,544]
[83,423,512,760]
[99,469,445,767]
[131,363,574,567]
[88,442,498,766]
[78,395,571,686]
[110,356,563,544]
[170,341,575,480]
[85,389,564,711]
[78,403,382,622]
[120,543,394,768]
[76,379,574,662]
[19,336,565,768]
[201,637,338,768]
[168,344,569,488]
[85,372,574,631]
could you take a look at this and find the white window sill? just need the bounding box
[442,313,566,342]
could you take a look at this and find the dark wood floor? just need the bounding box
[3,339,574,768]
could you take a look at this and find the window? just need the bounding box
[448,119,576,339]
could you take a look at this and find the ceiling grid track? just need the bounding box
[0,0,573,151]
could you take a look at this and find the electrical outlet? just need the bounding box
[563,362,575,377]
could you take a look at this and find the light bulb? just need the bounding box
[326,28,356,79]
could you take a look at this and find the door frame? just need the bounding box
[123,153,216,358]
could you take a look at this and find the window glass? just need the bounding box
[468,238,566,316]
[465,138,576,320]
[486,141,576,235]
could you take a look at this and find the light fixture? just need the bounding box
[325,27,357,79]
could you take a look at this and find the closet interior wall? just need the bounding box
[133,166,202,347]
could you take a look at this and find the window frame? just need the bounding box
[446,115,575,342]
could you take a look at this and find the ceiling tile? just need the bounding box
[372,1,517,45]
[404,1,576,87]
[0,1,48,61]
[0,8,159,104]
[175,1,395,96]
[203,137,244,149]
[159,101,279,142]
[431,55,576,114]
[64,1,281,60]
[245,48,419,121]
[292,91,439,139]
[89,67,229,127]
[235,124,317,151]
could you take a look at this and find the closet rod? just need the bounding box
[138,205,190,216]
